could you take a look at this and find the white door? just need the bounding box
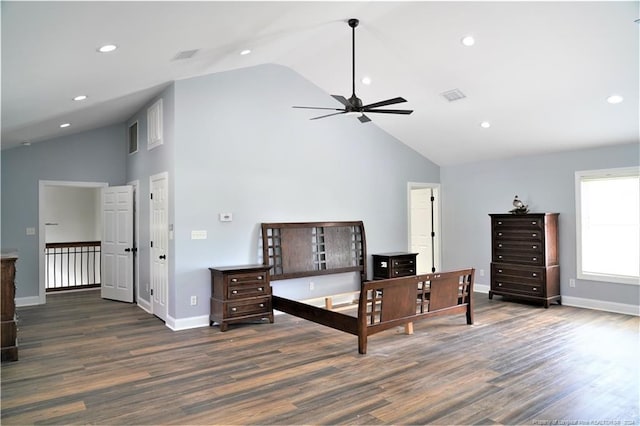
[409,186,440,274]
[150,172,169,321]
[102,185,134,302]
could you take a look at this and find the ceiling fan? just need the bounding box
[293,18,413,123]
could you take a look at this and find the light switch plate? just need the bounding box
[26,227,36,235]
[219,213,233,222]
[191,230,207,240]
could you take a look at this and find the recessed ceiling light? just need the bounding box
[59,123,71,128]
[240,49,251,56]
[606,94,624,104]
[361,76,372,85]
[461,36,475,47]
[480,121,491,128]
[97,44,117,53]
[73,95,87,101]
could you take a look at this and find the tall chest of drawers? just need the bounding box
[209,264,273,331]
[489,213,561,308]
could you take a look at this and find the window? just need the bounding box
[575,167,640,285]
[128,121,138,154]
[147,98,163,150]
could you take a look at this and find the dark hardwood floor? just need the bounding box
[1,290,638,425]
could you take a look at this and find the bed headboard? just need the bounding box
[261,221,367,281]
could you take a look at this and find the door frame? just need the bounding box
[127,179,140,304]
[407,182,442,273]
[38,180,108,304]
[149,171,169,321]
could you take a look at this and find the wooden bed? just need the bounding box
[261,221,475,354]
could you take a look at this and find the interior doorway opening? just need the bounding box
[408,183,441,274]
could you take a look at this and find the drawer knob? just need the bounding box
[533,287,537,291]
[498,232,503,236]
[532,233,537,237]
[531,221,537,225]
[532,257,537,261]
[258,287,263,291]
[231,290,238,294]
[231,278,238,282]
[498,243,503,248]
[231,307,237,312]
[532,273,537,277]
[498,269,503,273]
[259,304,265,308]
[409,269,414,273]
[498,255,503,259]
[532,245,537,249]
[395,271,399,275]
[257,276,263,280]
[498,283,503,287]
[497,221,502,225]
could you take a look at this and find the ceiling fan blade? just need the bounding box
[293,106,344,111]
[361,97,407,109]
[310,111,347,120]
[331,95,351,107]
[363,108,413,115]
[358,114,371,123]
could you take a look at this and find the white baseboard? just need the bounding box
[137,298,152,313]
[474,283,490,294]
[165,314,210,331]
[15,296,42,307]
[561,296,639,316]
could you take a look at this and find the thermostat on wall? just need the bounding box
[219,213,233,222]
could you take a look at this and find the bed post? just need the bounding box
[357,287,368,354]
[466,269,475,325]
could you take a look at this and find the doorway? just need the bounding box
[408,183,441,274]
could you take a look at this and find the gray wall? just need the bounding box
[125,84,176,306]
[440,142,639,307]
[171,64,440,319]
[1,124,127,298]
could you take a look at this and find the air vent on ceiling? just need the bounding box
[172,49,199,61]
[440,89,466,102]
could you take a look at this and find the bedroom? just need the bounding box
[1,1,638,424]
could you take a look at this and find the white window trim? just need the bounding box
[147,98,163,150]
[128,120,139,155]
[575,166,640,285]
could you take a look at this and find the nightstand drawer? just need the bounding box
[492,279,544,296]
[226,297,271,318]
[227,282,269,299]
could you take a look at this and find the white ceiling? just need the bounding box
[2,1,638,165]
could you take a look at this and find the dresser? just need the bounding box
[209,264,273,331]
[1,254,19,362]
[489,213,560,308]
[372,252,418,279]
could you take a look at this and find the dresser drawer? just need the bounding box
[493,217,544,230]
[492,279,544,296]
[493,229,543,242]
[494,241,543,252]
[492,263,544,283]
[226,297,271,318]
[391,266,416,277]
[226,271,268,285]
[493,251,544,266]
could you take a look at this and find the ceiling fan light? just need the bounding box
[240,49,251,56]
[345,111,363,117]
[73,95,87,101]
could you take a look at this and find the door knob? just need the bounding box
[124,248,131,252]
[159,255,166,260]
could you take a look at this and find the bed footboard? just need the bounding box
[357,268,474,354]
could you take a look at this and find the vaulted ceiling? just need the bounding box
[2,1,638,165]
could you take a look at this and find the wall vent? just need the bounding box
[172,49,199,60]
[440,89,466,102]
